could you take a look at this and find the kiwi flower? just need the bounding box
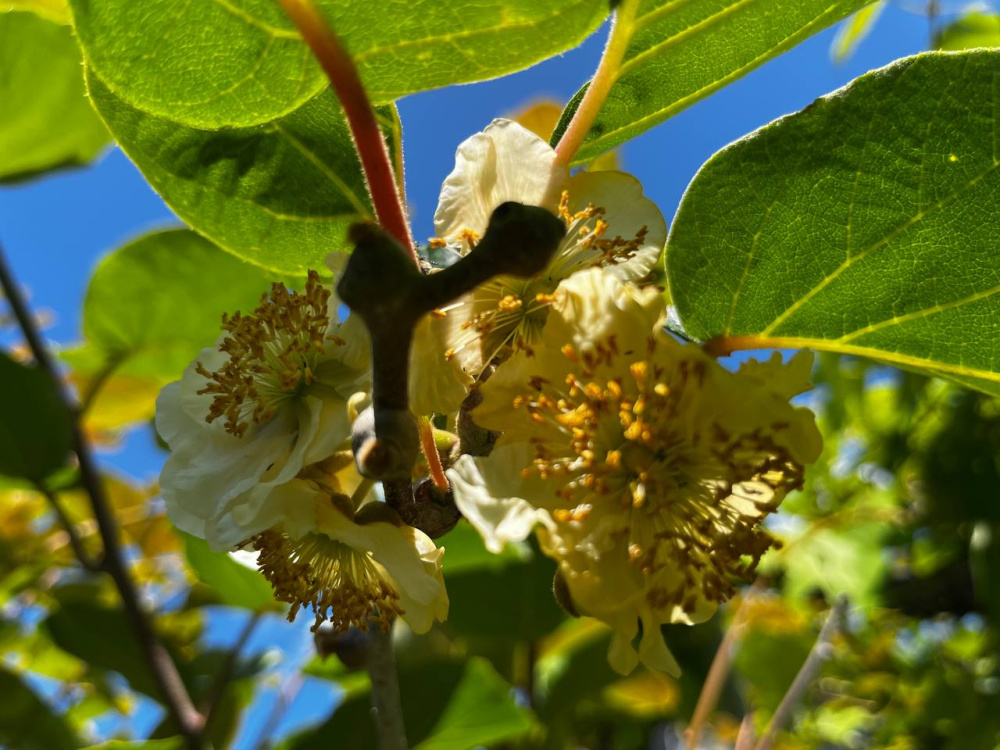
[448,270,822,674]
[156,272,448,633]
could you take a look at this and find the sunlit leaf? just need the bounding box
[934,12,1000,51]
[86,76,395,274]
[181,532,274,612]
[831,1,885,63]
[0,352,73,482]
[63,229,277,431]
[0,11,108,183]
[551,0,873,163]
[70,0,608,128]
[88,741,184,750]
[667,51,1000,394]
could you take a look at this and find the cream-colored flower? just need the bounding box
[432,119,667,374]
[251,476,448,634]
[157,272,449,634]
[449,269,822,674]
[156,272,371,550]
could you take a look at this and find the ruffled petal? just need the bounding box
[409,313,472,416]
[434,119,567,244]
[448,445,555,553]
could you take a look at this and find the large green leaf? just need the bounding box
[63,229,275,430]
[0,11,108,183]
[2,0,69,23]
[551,0,873,163]
[87,74,387,274]
[181,532,274,611]
[285,657,535,750]
[0,353,73,482]
[0,667,79,750]
[934,12,1000,51]
[666,51,1000,395]
[70,0,608,128]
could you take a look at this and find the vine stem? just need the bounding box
[754,596,849,750]
[553,0,640,166]
[0,243,205,746]
[367,627,408,750]
[277,0,416,260]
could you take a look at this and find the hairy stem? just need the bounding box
[277,0,415,258]
[367,627,408,750]
[0,244,205,746]
[755,596,849,750]
[554,0,640,165]
[418,417,449,491]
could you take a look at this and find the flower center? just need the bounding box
[252,527,403,633]
[439,191,648,370]
[195,271,335,437]
[511,337,804,614]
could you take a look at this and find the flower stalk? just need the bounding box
[553,0,640,166]
[277,0,415,259]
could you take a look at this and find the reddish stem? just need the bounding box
[278,0,416,260]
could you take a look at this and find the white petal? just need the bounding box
[409,313,472,416]
[433,119,567,243]
[447,445,554,553]
[563,170,667,281]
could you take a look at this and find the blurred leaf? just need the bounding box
[0,667,79,750]
[444,536,565,641]
[0,352,73,482]
[181,532,275,612]
[71,0,608,128]
[1,0,69,23]
[86,76,399,275]
[602,670,679,719]
[551,0,872,163]
[667,52,1000,395]
[831,1,885,63]
[781,522,888,608]
[285,656,535,750]
[88,740,183,749]
[0,11,108,183]
[64,229,275,431]
[934,12,1000,51]
[436,521,528,575]
[735,626,813,718]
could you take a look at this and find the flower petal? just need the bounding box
[434,119,567,243]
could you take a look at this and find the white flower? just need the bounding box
[448,269,822,674]
[432,119,667,374]
[156,272,370,550]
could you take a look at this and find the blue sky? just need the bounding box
[0,5,934,745]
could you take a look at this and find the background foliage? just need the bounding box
[2,0,1000,748]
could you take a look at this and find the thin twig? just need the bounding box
[201,612,262,733]
[734,711,757,750]
[254,673,305,750]
[276,0,415,258]
[36,483,102,573]
[685,586,760,748]
[0,243,205,746]
[754,596,849,750]
[366,627,408,750]
[553,0,640,166]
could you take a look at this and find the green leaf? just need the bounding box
[667,51,1000,395]
[831,1,885,63]
[181,531,274,611]
[551,0,873,163]
[70,0,608,128]
[88,741,184,750]
[86,75,387,275]
[934,12,1000,51]
[0,667,79,750]
[0,11,108,183]
[0,352,73,482]
[1,0,69,23]
[284,657,535,750]
[63,229,275,430]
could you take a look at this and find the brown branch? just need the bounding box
[0,243,205,746]
[754,596,848,750]
[36,484,102,573]
[366,627,407,750]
